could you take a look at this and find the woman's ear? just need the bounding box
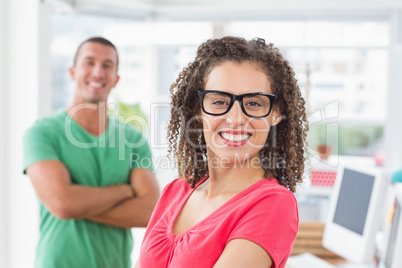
[195,109,203,123]
[271,110,283,127]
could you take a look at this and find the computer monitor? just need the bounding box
[380,184,402,268]
[322,164,386,264]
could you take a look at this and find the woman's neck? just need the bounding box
[203,158,265,199]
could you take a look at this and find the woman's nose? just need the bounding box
[225,101,247,127]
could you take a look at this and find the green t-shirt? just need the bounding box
[23,110,154,268]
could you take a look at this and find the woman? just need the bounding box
[136,36,308,268]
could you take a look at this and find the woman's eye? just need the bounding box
[246,101,262,107]
[212,100,229,105]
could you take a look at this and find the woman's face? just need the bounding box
[200,61,281,167]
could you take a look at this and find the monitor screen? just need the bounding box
[333,168,375,235]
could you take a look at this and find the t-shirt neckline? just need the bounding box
[169,176,277,240]
[62,109,111,139]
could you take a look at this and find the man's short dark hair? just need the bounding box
[73,37,119,71]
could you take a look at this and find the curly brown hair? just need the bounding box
[167,36,308,192]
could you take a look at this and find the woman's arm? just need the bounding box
[214,239,273,268]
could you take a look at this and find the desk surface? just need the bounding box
[291,222,346,264]
[287,253,375,268]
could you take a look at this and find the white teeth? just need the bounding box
[89,82,102,88]
[220,132,250,142]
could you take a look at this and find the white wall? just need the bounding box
[4,0,51,267]
[7,0,39,266]
[385,10,402,173]
[0,0,9,266]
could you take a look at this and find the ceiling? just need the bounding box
[46,0,402,21]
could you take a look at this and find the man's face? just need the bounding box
[69,42,120,104]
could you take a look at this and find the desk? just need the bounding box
[291,222,346,265]
[289,222,376,268]
[287,253,375,268]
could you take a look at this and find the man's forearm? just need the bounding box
[86,168,160,228]
[85,194,158,228]
[27,161,135,220]
[54,183,133,219]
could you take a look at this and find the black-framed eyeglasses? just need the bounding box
[198,90,276,118]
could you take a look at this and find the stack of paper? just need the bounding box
[286,253,336,268]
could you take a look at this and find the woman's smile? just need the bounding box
[219,130,252,147]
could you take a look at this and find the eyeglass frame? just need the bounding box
[197,90,277,118]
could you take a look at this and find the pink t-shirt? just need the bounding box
[139,176,299,268]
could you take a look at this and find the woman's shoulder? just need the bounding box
[250,178,297,206]
[165,177,189,189]
[259,178,294,193]
[234,178,299,232]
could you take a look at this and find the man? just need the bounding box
[23,37,160,268]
